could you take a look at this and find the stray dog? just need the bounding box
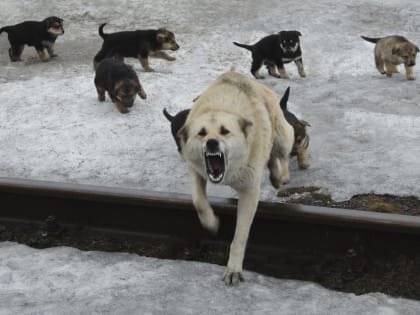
[178,71,294,284]
[361,35,419,80]
[163,108,190,153]
[233,31,305,79]
[94,58,147,114]
[279,87,310,169]
[93,23,180,71]
[0,16,64,62]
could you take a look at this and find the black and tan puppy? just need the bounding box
[163,108,190,153]
[361,35,419,80]
[93,23,180,71]
[0,16,64,62]
[280,87,310,169]
[233,31,305,79]
[94,58,147,114]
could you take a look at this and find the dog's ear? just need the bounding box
[392,47,401,55]
[299,119,311,127]
[177,125,189,146]
[416,46,420,53]
[295,31,302,37]
[238,117,253,137]
[157,33,165,42]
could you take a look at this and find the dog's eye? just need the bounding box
[220,126,230,135]
[198,128,207,137]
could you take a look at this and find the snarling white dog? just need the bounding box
[178,71,294,284]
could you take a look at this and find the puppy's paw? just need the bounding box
[167,56,176,61]
[299,71,306,78]
[407,75,416,80]
[269,174,281,189]
[223,268,244,285]
[280,175,290,185]
[298,162,309,169]
[98,95,105,102]
[50,54,58,58]
[144,67,155,72]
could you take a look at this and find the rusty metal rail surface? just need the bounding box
[1,177,420,298]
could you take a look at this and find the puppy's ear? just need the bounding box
[238,117,253,137]
[295,31,302,37]
[177,125,189,146]
[416,46,420,53]
[299,119,311,127]
[392,47,401,55]
[157,29,168,42]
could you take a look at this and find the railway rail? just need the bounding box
[1,177,420,299]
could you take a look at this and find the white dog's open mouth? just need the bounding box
[203,140,226,184]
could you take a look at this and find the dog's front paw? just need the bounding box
[50,54,58,58]
[223,268,244,285]
[407,75,416,80]
[298,162,309,169]
[144,67,155,72]
[167,56,176,61]
[299,71,306,78]
[202,214,220,235]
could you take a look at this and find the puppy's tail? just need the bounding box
[280,87,290,111]
[233,42,253,51]
[98,23,108,39]
[163,108,174,122]
[360,35,381,44]
[0,26,10,35]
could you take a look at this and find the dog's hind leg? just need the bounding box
[96,85,106,101]
[8,45,24,62]
[374,52,386,75]
[384,62,397,77]
[223,187,260,285]
[190,168,219,234]
[251,56,264,79]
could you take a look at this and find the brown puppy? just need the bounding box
[361,35,419,80]
[93,23,179,71]
[0,16,64,62]
[94,58,147,114]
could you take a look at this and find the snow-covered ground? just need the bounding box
[0,0,419,202]
[1,242,420,315]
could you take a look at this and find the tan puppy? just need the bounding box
[361,35,419,80]
[178,71,294,285]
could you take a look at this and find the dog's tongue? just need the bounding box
[209,156,223,174]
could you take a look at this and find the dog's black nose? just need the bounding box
[206,139,219,151]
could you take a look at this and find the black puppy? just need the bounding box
[279,87,310,169]
[93,23,180,71]
[94,58,147,114]
[163,108,190,153]
[233,31,305,79]
[0,16,64,62]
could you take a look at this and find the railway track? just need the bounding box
[1,177,420,299]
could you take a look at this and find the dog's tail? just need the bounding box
[360,35,381,44]
[0,26,10,35]
[233,42,253,51]
[163,108,174,122]
[98,23,108,39]
[280,87,290,111]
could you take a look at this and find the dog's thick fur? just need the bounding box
[163,108,190,153]
[93,23,180,71]
[0,16,64,62]
[279,87,310,169]
[178,71,294,284]
[361,35,419,80]
[233,31,305,79]
[94,58,147,114]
